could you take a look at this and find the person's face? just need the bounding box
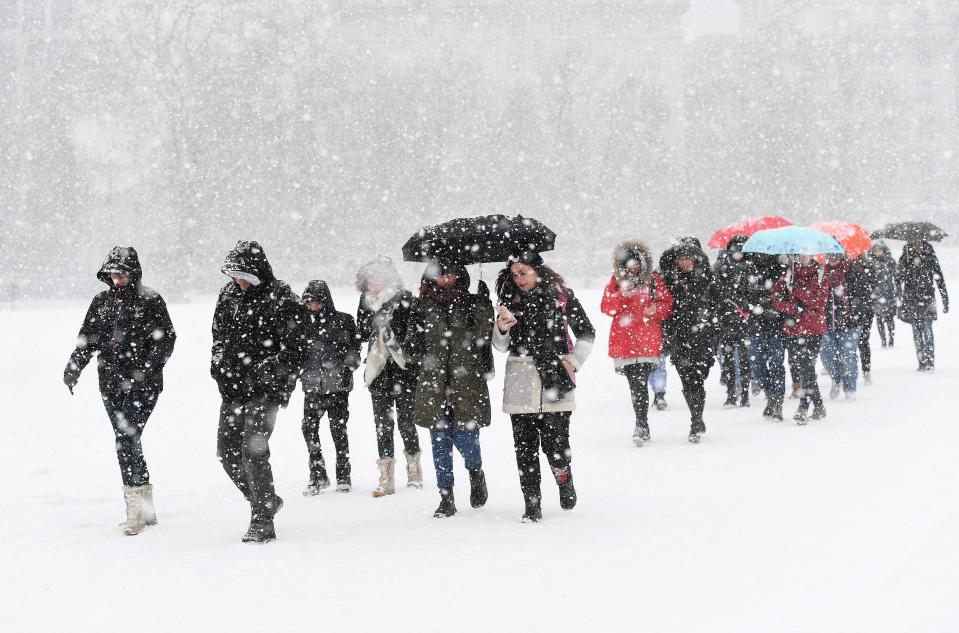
[731,251,744,262]
[436,273,458,289]
[677,256,695,273]
[306,300,324,312]
[234,278,252,291]
[625,258,642,277]
[510,263,539,292]
[910,242,922,253]
[797,255,814,266]
[366,278,384,296]
[110,273,131,287]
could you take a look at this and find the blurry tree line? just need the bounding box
[1,0,956,298]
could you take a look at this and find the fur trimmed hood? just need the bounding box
[612,239,653,285]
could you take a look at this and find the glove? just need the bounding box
[63,361,80,394]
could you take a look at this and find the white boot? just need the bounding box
[405,451,423,489]
[121,486,146,536]
[372,458,396,497]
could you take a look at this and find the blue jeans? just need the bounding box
[822,329,861,392]
[649,356,667,395]
[750,335,786,399]
[911,320,935,369]
[430,427,482,491]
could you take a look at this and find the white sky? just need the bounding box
[684,0,739,40]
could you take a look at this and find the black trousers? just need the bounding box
[787,336,823,410]
[101,390,158,487]
[510,412,571,502]
[719,336,751,399]
[876,314,895,347]
[672,357,711,424]
[859,315,873,373]
[623,362,656,426]
[302,392,351,483]
[371,387,420,459]
[216,399,281,522]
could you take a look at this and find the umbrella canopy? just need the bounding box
[809,221,872,258]
[870,221,947,242]
[708,215,793,250]
[742,226,844,256]
[402,214,555,265]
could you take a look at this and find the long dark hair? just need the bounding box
[496,262,566,304]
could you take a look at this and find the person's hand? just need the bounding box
[496,306,517,333]
[562,359,575,377]
[63,362,80,394]
[644,305,657,316]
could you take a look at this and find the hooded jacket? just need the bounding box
[659,240,719,364]
[897,241,949,323]
[601,240,673,360]
[211,241,307,406]
[65,246,176,394]
[713,235,753,338]
[300,280,360,395]
[772,260,838,337]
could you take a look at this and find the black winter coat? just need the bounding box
[660,243,719,365]
[499,283,595,400]
[897,241,949,324]
[211,241,308,406]
[301,280,360,395]
[713,238,752,339]
[357,289,418,394]
[868,253,898,317]
[743,254,789,336]
[66,247,176,395]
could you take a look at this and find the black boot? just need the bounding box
[522,495,542,523]
[468,469,488,508]
[433,489,456,518]
[553,466,577,510]
[242,520,276,543]
[768,395,784,422]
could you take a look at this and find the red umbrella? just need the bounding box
[708,215,793,250]
[809,221,872,258]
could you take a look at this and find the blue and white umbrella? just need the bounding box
[742,226,844,255]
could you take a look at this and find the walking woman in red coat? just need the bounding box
[601,240,673,446]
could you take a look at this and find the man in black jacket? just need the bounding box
[64,246,176,536]
[300,280,360,495]
[212,241,307,543]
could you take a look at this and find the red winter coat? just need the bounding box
[601,273,673,358]
[771,263,839,337]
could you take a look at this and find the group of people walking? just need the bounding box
[63,233,947,543]
[602,236,948,445]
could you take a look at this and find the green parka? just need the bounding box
[402,292,495,431]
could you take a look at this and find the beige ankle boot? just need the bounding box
[121,486,146,535]
[405,451,423,489]
[372,457,396,497]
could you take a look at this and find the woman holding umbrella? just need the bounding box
[494,251,595,523]
[388,261,494,518]
[897,240,949,371]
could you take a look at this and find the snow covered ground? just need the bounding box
[3,252,958,633]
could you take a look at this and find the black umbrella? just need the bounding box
[870,221,947,242]
[402,214,556,264]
